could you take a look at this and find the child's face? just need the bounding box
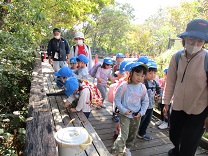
[70,63,77,69]
[78,61,85,67]
[116,57,124,64]
[146,71,157,81]
[131,71,145,84]
[105,64,112,69]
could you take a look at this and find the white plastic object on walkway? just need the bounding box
[54,127,92,156]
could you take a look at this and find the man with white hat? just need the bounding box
[69,32,92,70]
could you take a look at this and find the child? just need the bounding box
[137,60,162,140]
[155,67,171,129]
[76,54,89,80]
[112,53,124,77]
[96,57,114,108]
[111,62,149,156]
[64,77,91,118]
[69,56,78,74]
[54,66,72,89]
[111,60,130,122]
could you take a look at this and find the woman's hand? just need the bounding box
[163,104,169,119]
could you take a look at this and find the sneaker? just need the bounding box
[155,120,163,126]
[158,122,168,129]
[137,134,152,140]
[125,148,131,156]
[101,104,106,108]
[112,116,119,122]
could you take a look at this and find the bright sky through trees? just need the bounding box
[116,0,194,23]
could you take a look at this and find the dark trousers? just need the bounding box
[169,107,208,156]
[138,108,153,136]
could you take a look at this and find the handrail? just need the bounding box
[24,54,57,156]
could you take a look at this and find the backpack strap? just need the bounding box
[141,84,147,100]
[144,79,149,89]
[175,50,184,70]
[153,80,162,95]
[204,51,208,72]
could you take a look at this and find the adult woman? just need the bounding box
[69,32,92,70]
[163,19,208,156]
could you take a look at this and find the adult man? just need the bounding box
[47,28,70,71]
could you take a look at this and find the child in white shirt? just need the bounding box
[76,54,89,80]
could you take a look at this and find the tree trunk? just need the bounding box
[0,0,11,30]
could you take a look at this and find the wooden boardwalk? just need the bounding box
[89,100,208,156]
[41,61,208,156]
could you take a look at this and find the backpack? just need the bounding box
[175,50,208,74]
[144,79,161,96]
[88,62,102,78]
[108,79,126,103]
[80,80,103,108]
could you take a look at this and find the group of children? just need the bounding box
[53,52,170,156]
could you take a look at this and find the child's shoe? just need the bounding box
[112,115,119,122]
[155,120,163,126]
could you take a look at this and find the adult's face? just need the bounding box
[54,31,60,36]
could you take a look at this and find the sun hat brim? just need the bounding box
[178,31,208,43]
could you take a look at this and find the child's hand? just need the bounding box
[125,110,131,115]
[133,113,141,118]
[70,108,77,113]
[97,78,102,83]
[64,101,70,108]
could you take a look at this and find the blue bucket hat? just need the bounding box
[70,57,77,64]
[64,77,79,96]
[130,62,148,71]
[137,56,149,64]
[116,53,124,58]
[178,19,208,43]
[54,67,72,77]
[124,62,134,72]
[119,61,129,74]
[77,54,89,64]
[147,60,157,69]
[103,57,113,65]
[163,67,168,73]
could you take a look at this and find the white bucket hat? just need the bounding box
[74,32,85,39]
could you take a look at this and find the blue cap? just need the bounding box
[103,57,113,65]
[130,62,148,71]
[137,56,149,64]
[147,60,157,69]
[116,53,124,58]
[124,62,134,72]
[64,77,79,96]
[54,67,72,77]
[77,54,89,64]
[70,57,77,63]
[163,67,168,73]
[119,61,129,74]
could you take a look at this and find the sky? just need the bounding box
[116,0,194,23]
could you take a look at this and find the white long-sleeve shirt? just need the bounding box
[67,87,91,113]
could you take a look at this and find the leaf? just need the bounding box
[0,128,4,134]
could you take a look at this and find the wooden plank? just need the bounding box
[77,112,112,156]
